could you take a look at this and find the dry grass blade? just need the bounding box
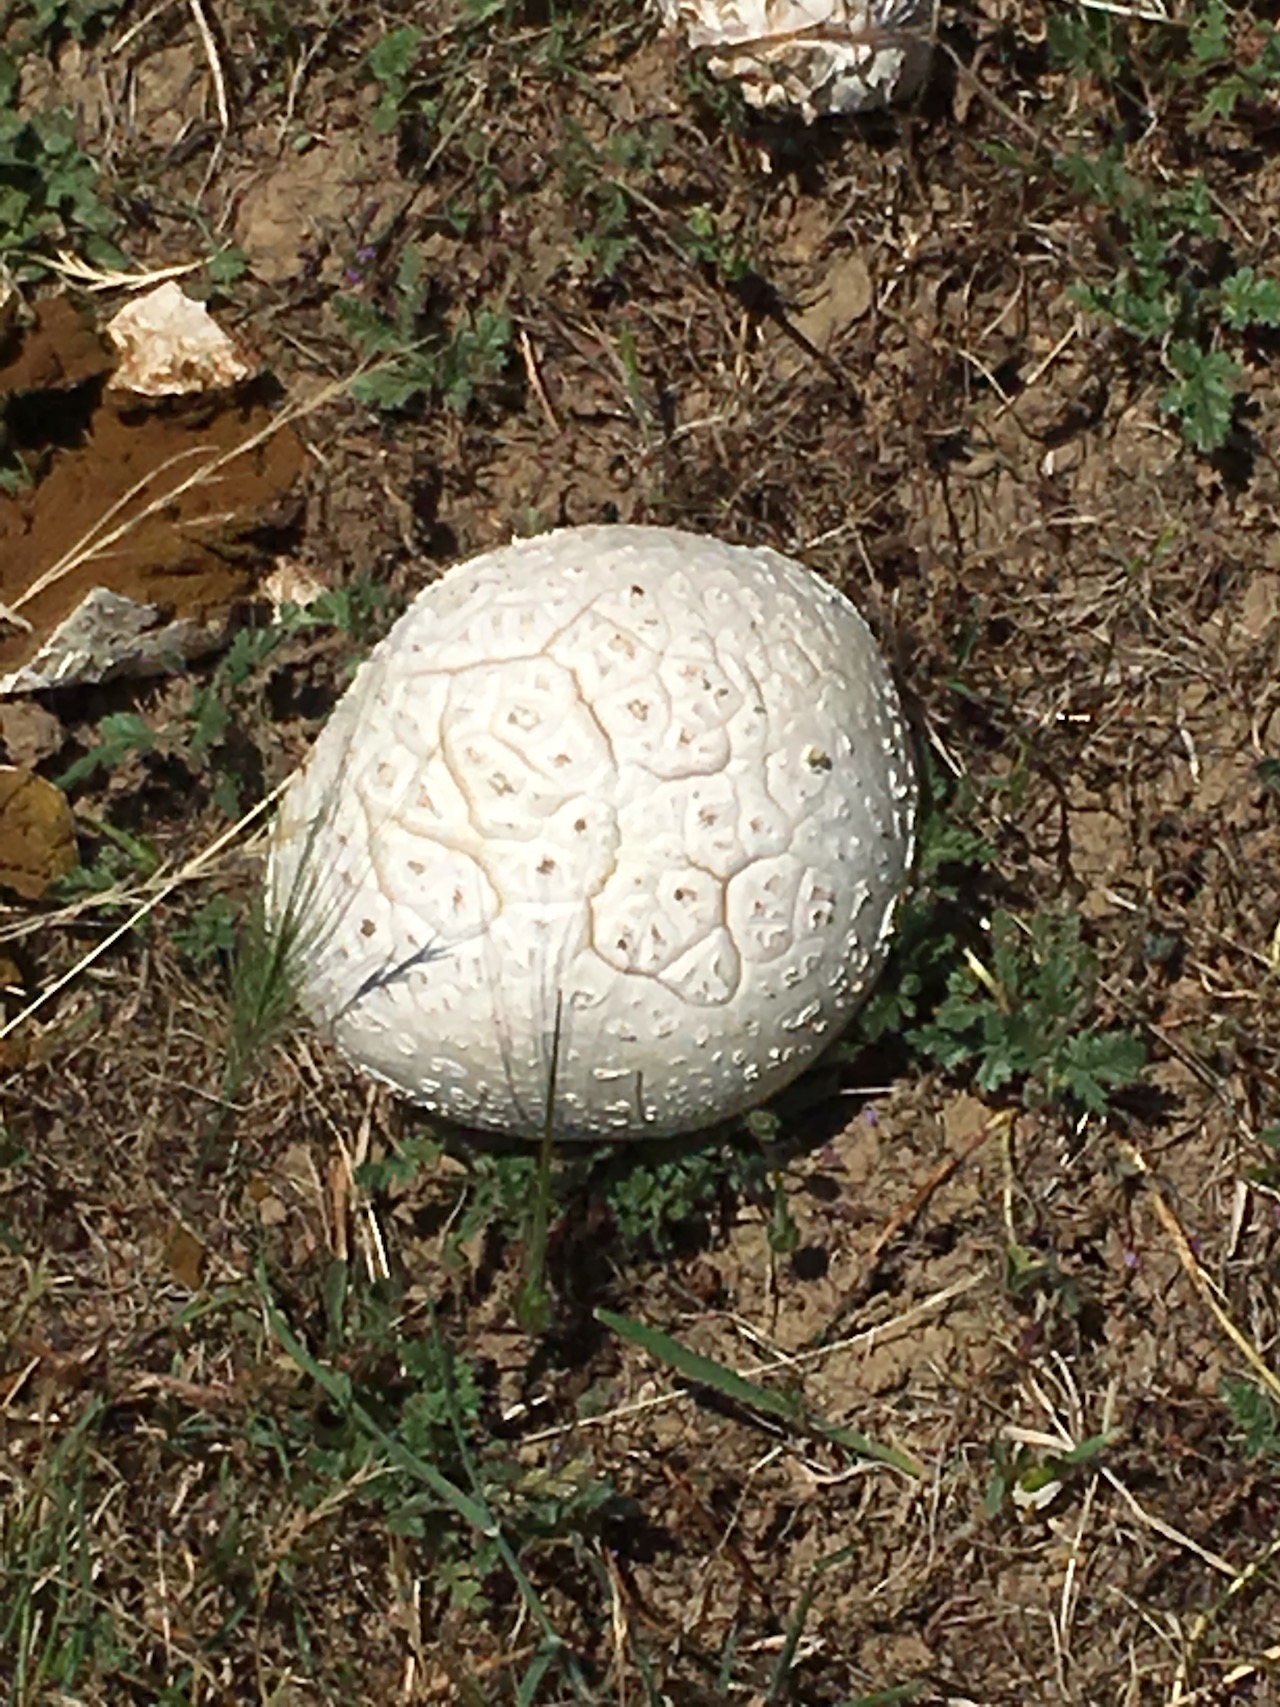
[1120,1139,1280,1410]
[0,785,284,1043]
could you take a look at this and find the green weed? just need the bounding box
[360,1129,777,1271]
[171,893,239,969]
[557,119,757,287]
[335,245,514,413]
[43,588,391,1140]
[997,4,1280,453]
[1174,0,1280,127]
[59,583,388,815]
[910,909,1146,1114]
[263,1274,609,1693]
[366,24,429,134]
[0,94,121,279]
[1058,147,1280,451]
[1222,1376,1280,1459]
[603,1140,772,1252]
[681,202,753,283]
[4,0,129,42]
[204,243,248,286]
[56,712,158,792]
[849,767,1144,1115]
[1003,1235,1086,1319]
[1048,0,1280,128]
[855,772,998,1047]
[558,120,665,281]
[0,1274,614,1698]
[50,815,160,900]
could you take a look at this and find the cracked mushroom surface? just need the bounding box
[268,524,916,1139]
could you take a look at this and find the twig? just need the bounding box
[519,326,561,433]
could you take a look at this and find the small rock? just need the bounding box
[0,700,64,766]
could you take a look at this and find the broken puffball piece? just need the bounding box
[653,0,933,121]
[106,280,253,399]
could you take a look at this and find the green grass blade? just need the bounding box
[595,1309,920,1477]
[516,1640,562,1706]
[264,1281,497,1533]
[1057,1428,1123,1466]
[262,1271,591,1698]
[767,1543,857,1702]
[597,1306,805,1420]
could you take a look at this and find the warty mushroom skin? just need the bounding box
[268,524,916,1140]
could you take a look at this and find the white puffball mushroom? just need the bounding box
[268,524,916,1140]
[654,0,933,122]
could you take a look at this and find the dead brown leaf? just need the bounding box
[0,765,77,898]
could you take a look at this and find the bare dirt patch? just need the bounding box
[0,301,304,684]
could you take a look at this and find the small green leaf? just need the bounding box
[1161,342,1240,452]
[983,1463,1010,1517]
[1187,0,1232,66]
[1195,78,1245,127]
[366,25,424,86]
[1056,1428,1122,1467]
[1219,266,1280,330]
[321,1257,349,1347]
[57,712,158,789]
[206,244,248,285]
[1222,1377,1280,1458]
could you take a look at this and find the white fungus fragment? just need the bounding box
[106,281,252,397]
[654,0,933,122]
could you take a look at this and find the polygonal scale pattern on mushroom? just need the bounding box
[268,525,916,1139]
